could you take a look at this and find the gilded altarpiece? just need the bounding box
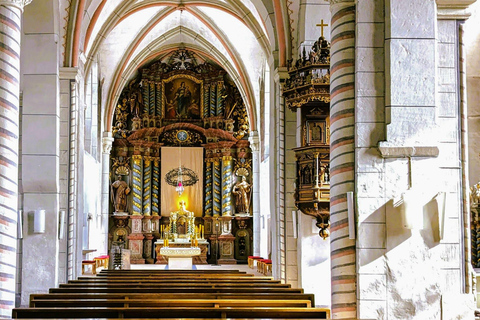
[108,50,253,264]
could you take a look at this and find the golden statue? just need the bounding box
[169,200,195,240]
[111,178,131,213]
[232,176,251,214]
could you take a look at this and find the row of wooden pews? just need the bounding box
[13,269,329,319]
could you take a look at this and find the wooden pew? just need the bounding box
[58,282,291,288]
[29,298,313,308]
[69,278,280,284]
[13,306,329,319]
[49,286,305,294]
[29,292,316,307]
[13,270,329,319]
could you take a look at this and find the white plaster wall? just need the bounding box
[20,0,61,306]
[84,153,103,255]
[297,214,331,307]
[465,1,480,185]
[354,0,467,318]
[259,157,271,258]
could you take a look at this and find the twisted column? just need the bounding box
[216,81,224,116]
[329,1,356,318]
[203,83,210,118]
[221,156,232,216]
[0,0,30,316]
[204,159,213,216]
[143,156,151,216]
[213,158,221,216]
[152,157,160,216]
[132,155,143,215]
[210,83,216,117]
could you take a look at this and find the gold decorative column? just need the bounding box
[132,155,143,216]
[152,157,160,216]
[221,156,233,216]
[204,158,213,216]
[213,157,221,216]
[142,156,152,216]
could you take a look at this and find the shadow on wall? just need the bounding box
[360,192,445,269]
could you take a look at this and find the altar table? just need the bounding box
[155,240,208,264]
[159,247,201,270]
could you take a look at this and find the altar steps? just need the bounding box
[13,269,330,319]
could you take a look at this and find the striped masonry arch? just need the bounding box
[329,2,356,319]
[0,3,22,317]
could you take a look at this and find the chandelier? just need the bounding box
[165,166,199,195]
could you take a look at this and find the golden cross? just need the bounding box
[316,19,328,37]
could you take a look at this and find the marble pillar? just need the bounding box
[329,1,356,319]
[248,132,260,256]
[101,133,113,255]
[0,0,30,314]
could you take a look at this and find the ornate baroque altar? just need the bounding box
[108,50,254,264]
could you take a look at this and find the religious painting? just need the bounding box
[163,75,203,119]
[306,120,326,145]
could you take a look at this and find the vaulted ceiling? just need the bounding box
[61,0,291,132]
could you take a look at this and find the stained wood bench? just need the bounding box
[13,306,329,319]
[70,278,280,284]
[29,298,312,308]
[29,292,316,307]
[49,286,304,294]
[13,270,329,319]
[58,282,291,289]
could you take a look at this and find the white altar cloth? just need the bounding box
[159,247,201,270]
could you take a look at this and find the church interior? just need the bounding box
[1,0,480,318]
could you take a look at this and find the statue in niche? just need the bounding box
[471,182,480,207]
[232,176,251,214]
[111,177,131,213]
[128,81,143,118]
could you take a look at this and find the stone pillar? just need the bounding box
[142,156,151,216]
[152,157,160,216]
[0,0,30,314]
[329,1,356,319]
[221,155,232,216]
[101,133,113,255]
[131,155,143,216]
[248,132,260,256]
[213,157,221,216]
[204,158,213,216]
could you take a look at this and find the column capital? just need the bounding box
[436,0,476,19]
[102,132,114,155]
[59,67,80,81]
[0,0,32,10]
[248,131,259,152]
[274,67,289,84]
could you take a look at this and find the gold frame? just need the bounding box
[162,74,204,119]
[306,120,326,145]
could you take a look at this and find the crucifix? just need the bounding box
[316,19,328,37]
